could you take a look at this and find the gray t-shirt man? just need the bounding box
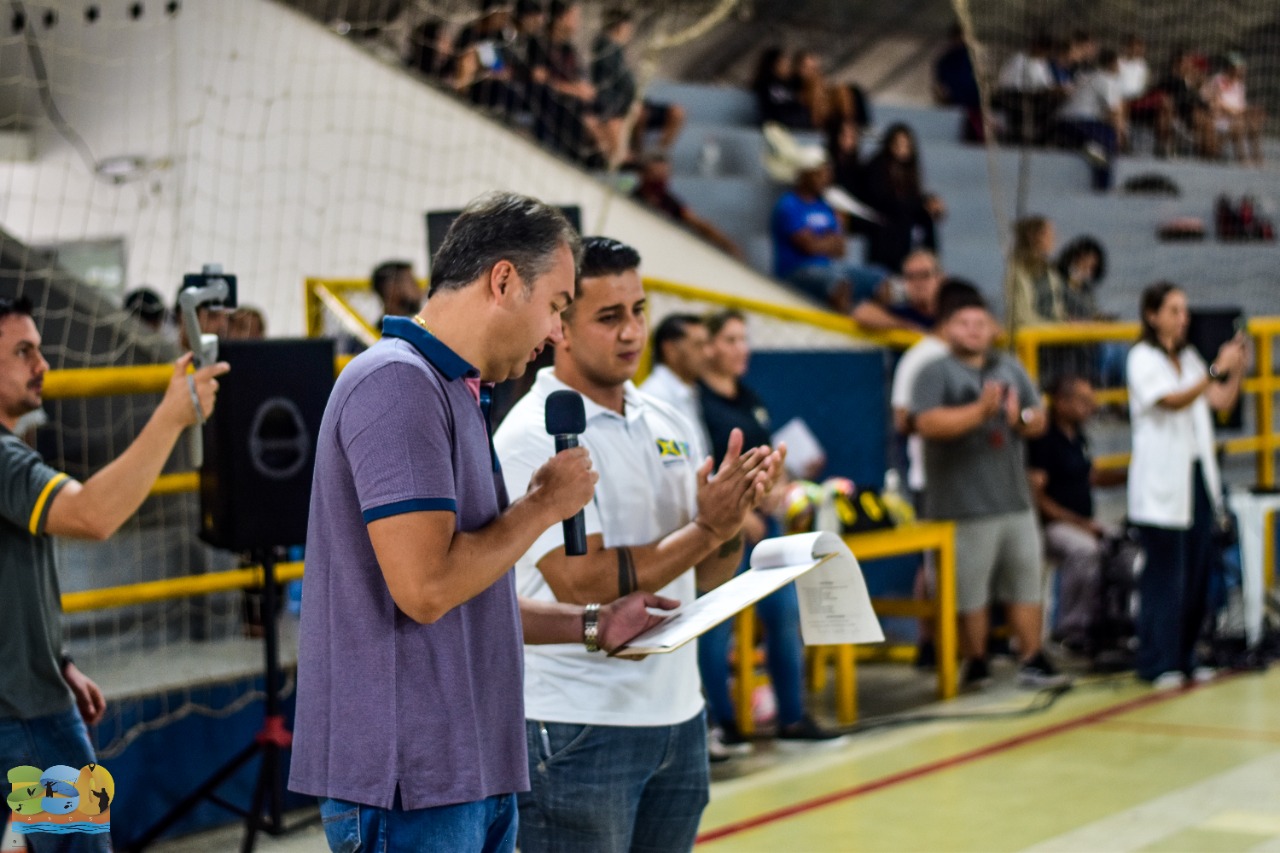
[0,429,73,720]
[289,317,527,812]
[911,351,1039,520]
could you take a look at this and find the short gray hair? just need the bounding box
[429,192,581,296]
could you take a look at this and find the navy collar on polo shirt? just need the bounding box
[381,316,478,381]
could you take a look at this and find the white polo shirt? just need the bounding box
[493,368,705,727]
[1127,341,1224,529]
[890,335,949,492]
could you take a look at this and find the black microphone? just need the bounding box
[545,390,589,556]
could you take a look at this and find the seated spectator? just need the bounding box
[1006,215,1065,329]
[995,33,1060,143]
[1202,53,1264,165]
[751,46,810,129]
[1054,48,1125,191]
[505,0,548,92]
[1153,48,1212,158]
[371,259,423,324]
[859,123,945,273]
[406,17,452,79]
[123,287,167,333]
[632,155,741,257]
[793,50,870,131]
[825,117,865,198]
[1055,236,1105,321]
[1053,30,1098,86]
[228,306,267,340]
[1118,34,1160,147]
[1027,375,1126,653]
[852,248,942,334]
[536,0,608,164]
[450,1,519,112]
[769,145,889,313]
[591,7,685,164]
[933,23,984,142]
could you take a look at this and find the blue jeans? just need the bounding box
[787,262,888,307]
[1057,118,1117,190]
[0,706,111,853]
[698,523,806,730]
[517,712,708,853]
[1134,464,1215,681]
[319,793,516,853]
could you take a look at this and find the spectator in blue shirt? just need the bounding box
[770,145,889,313]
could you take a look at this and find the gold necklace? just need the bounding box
[411,313,433,336]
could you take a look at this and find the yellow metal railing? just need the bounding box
[1013,318,1280,486]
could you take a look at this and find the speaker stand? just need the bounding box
[127,549,300,852]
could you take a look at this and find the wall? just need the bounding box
[0,0,821,338]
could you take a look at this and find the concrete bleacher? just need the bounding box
[648,80,1280,320]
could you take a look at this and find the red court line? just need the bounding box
[696,680,1227,845]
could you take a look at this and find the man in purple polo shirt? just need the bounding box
[289,193,673,852]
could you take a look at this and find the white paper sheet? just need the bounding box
[613,531,882,657]
[771,417,826,480]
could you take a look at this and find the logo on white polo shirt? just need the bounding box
[655,438,691,464]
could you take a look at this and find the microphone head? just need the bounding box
[545,390,587,436]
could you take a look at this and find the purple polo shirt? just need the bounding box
[288,318,527,811]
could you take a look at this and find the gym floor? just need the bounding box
[144,661,1280,852]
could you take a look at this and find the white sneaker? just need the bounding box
[1191,666,1217,684]
[1150,671,1185,691]
[707,727,752,761]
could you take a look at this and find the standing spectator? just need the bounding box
[770,146,889,313]
[911,283,1067,689]
[852,248,943,334]
[751,46,810,129]
[890,277,969,667]
[697,309,837,747]
[1027,375,1126,653]
[632,155,741,257]
[591,7,685,164]
[859,123,945,273]
[0,296,227,853]
[1006,215,1065,330]
[371,259,423,324]
[1127,282,1245,688]
[493,238,779,852]
[1055,49,1126,191]
[1056,235,1113,384]
[933,23,984,142]
[641,313,709,438]
[1203,53,1264,165]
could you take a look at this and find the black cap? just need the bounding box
[545,390,586,436]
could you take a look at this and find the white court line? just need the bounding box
[1023,751,1280,852]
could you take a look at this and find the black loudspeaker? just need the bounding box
[200,339,335,551]
[1187,306,1245,431]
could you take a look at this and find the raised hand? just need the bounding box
[694,428,769,540]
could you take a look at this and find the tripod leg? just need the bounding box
[240,751,271,853]
[127,741,260,851]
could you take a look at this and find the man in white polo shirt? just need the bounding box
[494,236,782,853]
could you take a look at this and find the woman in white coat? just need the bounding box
[1127,282,1246,688]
